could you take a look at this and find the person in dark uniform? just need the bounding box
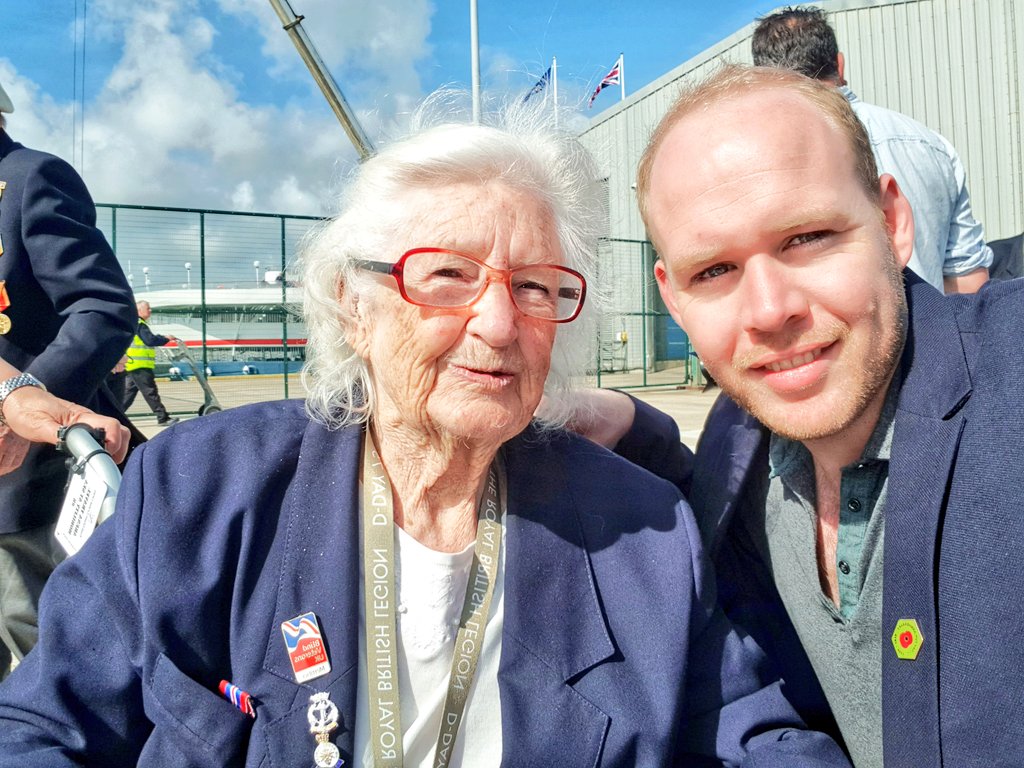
[0,79,136,677]
[123,300,178,426]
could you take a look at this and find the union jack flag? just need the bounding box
[523,67,551,103]
[588,57,621,108]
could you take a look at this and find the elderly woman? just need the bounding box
[0,105,848,767]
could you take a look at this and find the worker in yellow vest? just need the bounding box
[124,301,178,426]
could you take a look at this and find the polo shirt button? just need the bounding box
[847,497,862,512]
[838,560,851,575]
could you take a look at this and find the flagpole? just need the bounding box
[552,56,559,128]
[470,0,481,123]
[619,53,625,101]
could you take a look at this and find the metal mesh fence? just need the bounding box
[94,208,708,422]
[96,204,319,422]
[593,238,709,389]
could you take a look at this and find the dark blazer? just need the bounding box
[0,131,136,532]
[670,272,1024,766]
[0,401,848,767]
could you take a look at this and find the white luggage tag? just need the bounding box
[56,461,110,555]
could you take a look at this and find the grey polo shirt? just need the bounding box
[745,384,898,768]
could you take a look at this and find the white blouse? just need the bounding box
[355,518,506,767]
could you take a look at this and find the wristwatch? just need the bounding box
[0,373,47,426]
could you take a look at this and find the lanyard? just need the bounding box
[361,431,505,768]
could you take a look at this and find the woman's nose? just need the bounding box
[466,279,520,346]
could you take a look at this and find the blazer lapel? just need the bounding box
[498,432,615,766]
[260,420,363,767]
[690,394,768,557]
[882,275,972,765]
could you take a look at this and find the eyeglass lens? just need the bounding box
[401,250,583,320]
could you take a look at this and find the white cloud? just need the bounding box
[230,180,255,210]
[3,0,437,216]
[215,0,432,115]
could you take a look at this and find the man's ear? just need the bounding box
[836,51,847,86]
[654,259,686,328]
[878,173,915,269]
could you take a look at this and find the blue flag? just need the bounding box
[523,68,551,103]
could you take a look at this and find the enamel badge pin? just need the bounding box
[281,611,331,683]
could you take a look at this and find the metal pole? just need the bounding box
[111,206,119,272]
[280,217,290,399]
[619,53,625,101]
[552,56,558,129]
[266,0,375,159]
[200,213,208,371]
[470,0,481,124]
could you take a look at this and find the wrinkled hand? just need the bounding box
[0,425,31,476]
[0,387,130,467]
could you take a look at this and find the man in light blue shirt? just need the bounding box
[752,6,992,293]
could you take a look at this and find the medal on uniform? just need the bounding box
[0,182,5,257]
[307,692,343,767]
[0,281,10,334]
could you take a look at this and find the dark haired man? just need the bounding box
[752,5,992,294]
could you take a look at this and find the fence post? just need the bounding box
[280,216,290,399]
[200,212,208,370]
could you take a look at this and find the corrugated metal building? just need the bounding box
[579,0,1023,244]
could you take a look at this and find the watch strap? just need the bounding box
[0,373,47,426]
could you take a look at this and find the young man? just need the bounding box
[607,64,1024,767]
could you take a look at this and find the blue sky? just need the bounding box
[1,0,781,214]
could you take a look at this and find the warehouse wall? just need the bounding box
[580,0,1023,244]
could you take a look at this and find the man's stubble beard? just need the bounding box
[714,249,908,442]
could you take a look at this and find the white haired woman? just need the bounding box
[0,103,849,767]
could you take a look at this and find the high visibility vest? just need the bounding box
[125,319,157,371]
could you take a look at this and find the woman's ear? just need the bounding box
[340,281,371,359]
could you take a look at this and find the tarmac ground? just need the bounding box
[129,374,722,448]
[625,386,719,450]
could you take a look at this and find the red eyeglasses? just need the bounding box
[354,247,587,323]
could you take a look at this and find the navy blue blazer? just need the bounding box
[0,130,136,531]
[630,272,1024,766]
[0,401,848,766]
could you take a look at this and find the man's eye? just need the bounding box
[788,230,831,247]
[693,264,733,283]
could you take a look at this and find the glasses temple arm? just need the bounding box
[352,259,395,275]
